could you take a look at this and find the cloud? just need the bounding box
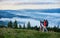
[0,17,40,27]
[0,0,4,1]
[0,0,59,10]
[14,2,58,5]
[0,0,7,1]
[0,0,59,2]
[0,0,60,4]
[0,4,60,10]
[35,12,60,17]
[0,9,60,27]
[0,0,2,1]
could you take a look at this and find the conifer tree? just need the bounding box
[23,23,25,29]
[27,21,31,29]
[19,24,22,29]
[8,21,12,28]
[13,20,18,28]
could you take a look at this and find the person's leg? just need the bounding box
[42,27,44,32]
[41,24,44,32]
[44,27,48,32]
[43,26,48,32]
[40,23,42,31]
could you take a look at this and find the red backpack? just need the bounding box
[44,20,47,27]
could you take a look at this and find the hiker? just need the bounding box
[43,20,48,32]
[40,20,48,32]
[40,21,43,31]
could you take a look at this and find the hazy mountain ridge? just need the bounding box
[0,8,60,27]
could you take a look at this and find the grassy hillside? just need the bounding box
[0,28,60,38]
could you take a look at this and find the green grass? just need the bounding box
[0,28,60,38]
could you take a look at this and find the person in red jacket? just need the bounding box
[44,20,47,27]
[43,20,48,32]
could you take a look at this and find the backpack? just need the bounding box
[46,20,48,27]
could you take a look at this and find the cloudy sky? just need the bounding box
[0,0,60,27]
[0,0,60,10]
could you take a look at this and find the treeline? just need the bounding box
[0,20,60,32]
[0,20,39,30]
[47,26,60,32]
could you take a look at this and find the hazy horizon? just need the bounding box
[0,0,60,27]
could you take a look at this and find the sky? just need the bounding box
[0,0,60,27]
[0,0,60,10]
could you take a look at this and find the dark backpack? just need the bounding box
[46,20,48,27]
